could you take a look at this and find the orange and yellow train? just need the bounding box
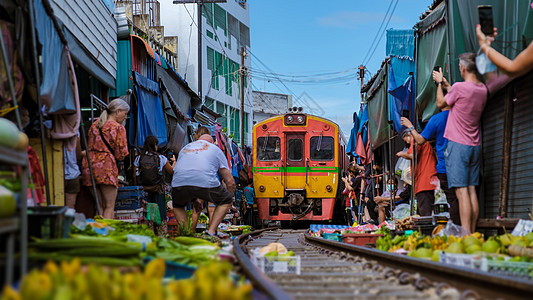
[252,112,349,222]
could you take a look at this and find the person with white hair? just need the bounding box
[82,98,130,219]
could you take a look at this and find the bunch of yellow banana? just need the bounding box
[166,261,252,300]
[429,235,447,250]
[1,258,252,300]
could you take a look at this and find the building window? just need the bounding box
[202,3,214,26]
[206,47,219,90]
[216,102,227,130]
[206,30,214,39]
[214,4,227,36]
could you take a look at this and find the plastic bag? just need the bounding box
[395,148,412,185]
[436,220,469,237]
[72,213,87,231]
[430,175,447,204]
[392,203,410,220]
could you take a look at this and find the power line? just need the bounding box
[361,0,395,66]
[362,0,399,67]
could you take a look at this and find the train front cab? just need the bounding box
[253,114,343,221]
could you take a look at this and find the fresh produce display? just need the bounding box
[375,230,533,277]
[147,236,219,267]
[395,216,415,231]
[0,184,16,218]
[198,213,208,224]
[70,217,157,240]
[0,117,29,151]
[168,260,252,300]
[28,236,143,267]
[0,258,252,300]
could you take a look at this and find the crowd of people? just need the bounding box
[55,98,254,238]
[342,23,533,234]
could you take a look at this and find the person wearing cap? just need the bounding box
[396,128,437,217]
[433,53,488,234]
[400,105,460,225]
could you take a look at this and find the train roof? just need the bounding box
[254,113,348,144]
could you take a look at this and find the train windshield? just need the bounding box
[310,136,334,161]
[288,139,303,161]
[257,137,281,161]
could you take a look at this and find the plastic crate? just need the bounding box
[27,206,68,239]
[117,186,145,200]
[115,209,144,222]
[342,233,383,246]
[439,252,485,271]
[486,259,533,279]
[253,255,301,275]
[115,186,146,210]
[322,233,342,242]
[144,257,196,279]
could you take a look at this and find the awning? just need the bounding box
[131,35,161,66]
[130,71,167,147]
[62,26,115,89]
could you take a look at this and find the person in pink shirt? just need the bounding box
[432,53,488,234]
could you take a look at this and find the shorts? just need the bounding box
[416,190,434,216]
[444,140,481,188]
[171,185,233,208]
[64,177,81,194]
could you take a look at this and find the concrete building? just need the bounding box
[160,0,252,146]
[252,91,292,124]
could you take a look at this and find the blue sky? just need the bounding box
[249,0,433,137]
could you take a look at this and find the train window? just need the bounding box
[257,137,281,161]
[288,139,303,161]
[310,136,334,161]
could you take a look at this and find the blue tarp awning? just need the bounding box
[130,71,167,147]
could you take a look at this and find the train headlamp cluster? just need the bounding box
[284,113,306,126]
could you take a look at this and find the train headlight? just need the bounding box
[297,116,303,123]
[259,185,266,192]
[326,185,332,192]
[287,116,293,122]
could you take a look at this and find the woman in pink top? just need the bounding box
[432,53,488,234]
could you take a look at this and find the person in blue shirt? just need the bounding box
[401,105,460,225]
[243,181,255,226]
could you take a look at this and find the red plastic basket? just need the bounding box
[342,233,383,246]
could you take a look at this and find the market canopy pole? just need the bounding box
[29,0,51,205]
[240,47,247,147]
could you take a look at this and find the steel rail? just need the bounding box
[305,233,533,300]
[233,227,292,300]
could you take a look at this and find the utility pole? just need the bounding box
[240,47,246,147]
[172,0,226,101]
[358,65,365,102]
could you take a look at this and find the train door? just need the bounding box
[284,133,305,189]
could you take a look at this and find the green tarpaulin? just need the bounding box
[416,0,533,121]
[448,0,532,82]
[367,66,389,150]
[415,4,448,122]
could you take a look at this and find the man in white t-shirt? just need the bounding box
[171,134,236,236]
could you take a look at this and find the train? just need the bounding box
[252,109,349,223]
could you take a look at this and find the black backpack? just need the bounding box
[139,154,163,187]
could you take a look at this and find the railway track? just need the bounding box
[233,228,533,300]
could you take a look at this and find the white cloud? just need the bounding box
[317,11,405,29]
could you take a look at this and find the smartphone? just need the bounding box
[478,5,494,36]
[433,66,440,72]
[402,110,409,118]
